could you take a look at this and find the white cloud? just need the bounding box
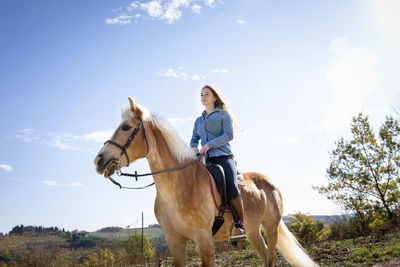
[47,139,75,151]
[14,128,114,152]
[68,182,83,187]
[82,129,114,143]
[191,4,201,13]
[154,67,206,80]
[43,180,60,186]
[112,7,123,12]
[141,0,164,18]
[212,68,229,74]
[162,0,192,24]
[105,14,135,25]
[374,0,400,46]
[107,0,219,25]
[15,128,42,142]
[206,0,215,7]
[43,180,83,187]
[0,164,12,171]
[307,38,377,133]
[155,67,231,80]
[236,19,246,25]
[127,2,139,11]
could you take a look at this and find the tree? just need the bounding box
[314,113,400,224]
[124,233,154,259]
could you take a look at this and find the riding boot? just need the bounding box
[230,195,247,240]
[231,195,245,224]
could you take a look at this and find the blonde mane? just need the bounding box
[121,105,196,163]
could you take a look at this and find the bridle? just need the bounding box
[103,115,197,189]
[104,116,149,168]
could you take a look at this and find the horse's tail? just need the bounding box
[277,220,319,267]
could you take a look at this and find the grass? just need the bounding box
[308,231,400,266]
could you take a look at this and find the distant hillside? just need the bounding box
[283,214,343,225]
[89,226,164,241]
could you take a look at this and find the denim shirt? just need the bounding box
[190,107,233,157]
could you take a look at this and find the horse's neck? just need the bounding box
[146,128,178,170]
[145,127,185,197]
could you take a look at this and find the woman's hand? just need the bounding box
[192,147,200,155]
[200,144,210,155]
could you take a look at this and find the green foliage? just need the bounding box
[83,248,115,266]
[347,236,400,263]
[96,226,124,233]
[329,216,368,239]
[124,233,154,258]
[8,225,67,237]
[314,113,400,230]
[287,212,329,245]
[150,234,168,252]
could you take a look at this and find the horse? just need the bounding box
[94,97,318,267]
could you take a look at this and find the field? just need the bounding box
[1,222,400,266]
[89,227,164,241]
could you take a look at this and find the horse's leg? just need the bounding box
[262,222,279,267]
[247,224,268,266]
[165,233,187,267]
[194,229,215,267]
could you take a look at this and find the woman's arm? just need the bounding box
[190,118,200,148]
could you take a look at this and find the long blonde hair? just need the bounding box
[202,85,240,131]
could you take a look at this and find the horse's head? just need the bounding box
[94,97,150,177]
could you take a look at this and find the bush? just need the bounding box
[124,233,154,259]
[329,216,369,239]
[287,212,328,245]
[329,214,398,240]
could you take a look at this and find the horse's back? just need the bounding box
[241,172,283,220]
[242,172,280,194]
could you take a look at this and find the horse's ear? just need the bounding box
[128,97,143,118]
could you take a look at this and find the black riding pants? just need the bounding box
[207,154,240,201]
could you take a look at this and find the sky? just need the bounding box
[1,0,400,234]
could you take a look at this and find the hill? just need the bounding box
[282,214,343,225]
[89,226,164,241]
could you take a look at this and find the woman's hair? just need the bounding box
[203,84,241,131]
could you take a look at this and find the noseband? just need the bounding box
[104,116,149,167]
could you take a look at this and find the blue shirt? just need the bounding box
[190,107,234,157]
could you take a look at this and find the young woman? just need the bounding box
[190,85,246,238]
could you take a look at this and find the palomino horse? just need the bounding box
[94,98,318,267]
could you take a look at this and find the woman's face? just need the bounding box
[201,87,217,107]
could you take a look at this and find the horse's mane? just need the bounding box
[122,105,196,163]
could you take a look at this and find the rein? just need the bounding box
[104,115,198,190]
[108,159,197,189]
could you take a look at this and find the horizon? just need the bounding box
[1,214,344,235]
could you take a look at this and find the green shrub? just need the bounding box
[288,212,327,245]
[124,233,154,259]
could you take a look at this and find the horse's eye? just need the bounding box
[122,125,132,131]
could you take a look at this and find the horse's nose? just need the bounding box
[94,154,103,168]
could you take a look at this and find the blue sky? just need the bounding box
[1,0,400,233]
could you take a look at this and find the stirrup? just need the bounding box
[229,221,247,241]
